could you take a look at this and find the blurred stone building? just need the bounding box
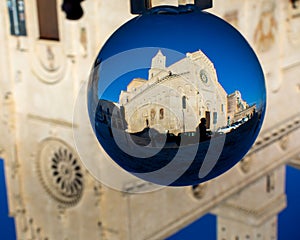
[0,0,300,240]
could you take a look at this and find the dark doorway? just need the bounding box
[205,111,210,129]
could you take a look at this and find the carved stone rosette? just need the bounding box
[36,138,84,207]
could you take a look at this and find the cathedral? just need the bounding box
[0,0,300,240]
[119,50,228,134]
[117,50,251,134]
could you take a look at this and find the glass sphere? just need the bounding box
[88,6,266,186]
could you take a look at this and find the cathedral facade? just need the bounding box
[118,50,254,134]
[119,50,228,134]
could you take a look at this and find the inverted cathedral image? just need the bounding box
[94,50,262,186]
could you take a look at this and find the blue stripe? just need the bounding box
[0,159,16,240]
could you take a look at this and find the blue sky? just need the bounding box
[1,158,300,239]
[0,160,16,239]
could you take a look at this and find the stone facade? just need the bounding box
[120,50,228,134]
[227,90,256,124]
[118,50,256,134]
[96,99,124,129]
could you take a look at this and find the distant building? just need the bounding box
[96,99,124,129]
[227,91,256,124]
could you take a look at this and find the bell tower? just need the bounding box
[148,50,166,79]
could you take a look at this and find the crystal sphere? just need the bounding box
[88,6,266,186]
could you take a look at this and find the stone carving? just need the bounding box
[26,217,48,240]
[191,183,207,199]
[250,113,300,154]
[224,10,239,28]
[239,156,252,174]
[46,46,55,70]
[19,209,28,233]
[279,134,290,151]
[80,27,88,57]
[36,138,84,207]
[254,1,277,52]
[287,0,300,46]
[31,43,68,84]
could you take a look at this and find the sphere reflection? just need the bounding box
[88,7,266,186]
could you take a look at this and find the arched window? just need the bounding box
[36,0,59,40]
[150,109,156,121]
[7,0,27,36]
[213,112,218,124]
[182,96,187,109]
[159,108,164,120]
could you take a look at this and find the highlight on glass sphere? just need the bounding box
[87,5,266,186]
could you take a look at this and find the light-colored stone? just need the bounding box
[0,0,299,240]
[119,50,228,133]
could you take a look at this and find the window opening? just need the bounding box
[36,0,59,40]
